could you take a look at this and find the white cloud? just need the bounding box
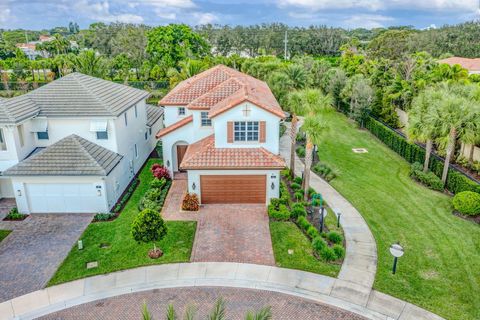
[343,14,395,29]
[73,0,144,23]
[193,12,218,24]
[278,0,384,11]
[0,3,14,27]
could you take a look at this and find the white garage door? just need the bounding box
[26,183,104,213]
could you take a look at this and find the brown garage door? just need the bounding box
[200,175,266,204]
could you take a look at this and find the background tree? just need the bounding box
[284,64,308,89]
[167,59,207,88]
[367,29,415,60]
[341,74,373,127]
[73,49,106,77]
[131,208,168,257]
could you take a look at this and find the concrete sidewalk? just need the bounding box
[279,122,377,305]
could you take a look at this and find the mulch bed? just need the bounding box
[453,211,480,225]
[2,215,29,221]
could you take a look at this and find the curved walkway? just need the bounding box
[0,262,442,320]
[280,122,377,303]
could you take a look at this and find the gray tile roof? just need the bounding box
[3,134,123,176]
[146,104,164,127]
[0,73,150,124]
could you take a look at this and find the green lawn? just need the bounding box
[270,221,340,277]
[0,230,11,243]
[49,159,196,286]
[317,112,480,320]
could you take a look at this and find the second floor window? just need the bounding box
[178,107,186,116]
[96,131,108,140]
[201,112,211,126]
[124,113,128,126]
[37,131,49,140]
[234,121,259,142]
[0,129,6,150]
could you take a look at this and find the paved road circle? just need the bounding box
[37,286,367,319]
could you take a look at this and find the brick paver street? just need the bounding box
[162,178,275,265]
[38,286,367,320]
[0,213,92,302]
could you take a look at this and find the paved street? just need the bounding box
[0,213,92,302]
[38,286,367,320]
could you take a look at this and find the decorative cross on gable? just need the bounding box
[242,105,251,117]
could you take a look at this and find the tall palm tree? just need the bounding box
[292,89,334,199]
[284,64,308,89]
[286,91,304,179]
[407,87,442,172]
[167,60,207,88]
[73,50,106,78]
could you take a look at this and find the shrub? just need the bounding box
[297,216,311,231]
[5,207,26,220]
[307,225,320,239]
[452,191,480,216]
[410,163,444,191]
[291,204,307,219]
[131,209,168,252]
[281,168,291,178]
[312,163,337,181]
[327,231,342,244]
[307,187,316,198]
[312,237,327,253]
[182,193,200,211]
[294,191,304,201]
[144,188,162,202]
[296,132,306,142]
[112,178,139,213]
[296,146,306,158]
[93,212,116,222]
[333,244,345,259]
[290,182,301,191]
[151,164,171,180]
[270,198,281,209]
[150,177,167,189]
[268,204,290,221]
[311,198,322,207]
[279,182,291,205]
[293,176,303,185]
[319,247,337,262]
[139,198,161,211]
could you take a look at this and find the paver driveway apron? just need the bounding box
[0,213,93,302]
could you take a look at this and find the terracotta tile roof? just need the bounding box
[156,115,193,138]
[159,65,285,119]
[438,57,480,72]
[180,135,286,170]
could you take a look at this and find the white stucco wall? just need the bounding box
[148,115,164,151]
[186,169,280,205]
[0,127,21,171]
[213,102,281,154]
[11,176,108,214]
[0,177,14,198]
[163,106,191,127]
[104,158,130,210]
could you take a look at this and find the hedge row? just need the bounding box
[365,117,480,195]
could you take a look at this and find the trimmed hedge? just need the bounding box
[365,117,480,195]
[452,191,480,216]
[410,163,444,191]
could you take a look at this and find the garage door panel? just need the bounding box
[200,175,266,204]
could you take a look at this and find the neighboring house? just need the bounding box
[438,57,480,75]
[0,72,164,214]
[156,65,285,205]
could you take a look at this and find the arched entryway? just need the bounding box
[171,140,189,172]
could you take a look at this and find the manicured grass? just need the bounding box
[49,159,196,286]
[270,221,340,277]
[0,230,11,243]
[318,112,480,320]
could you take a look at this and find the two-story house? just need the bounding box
[0,73,163,214]
[156,65,285,205]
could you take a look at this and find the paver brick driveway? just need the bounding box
[162,180,275,265]
[0,213,92,302]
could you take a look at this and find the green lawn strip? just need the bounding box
[0,229,11,243]
[48,159,196,286]
[318,112,480,320]
[270,221,340,277]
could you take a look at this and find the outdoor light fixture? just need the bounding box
[166,160,170,167]
[334,209,341,228]
[16,190,21,197]
[389,243,404,274]
[192,182,196,190]
[97,189,102,196]
[271,182,275,190]
[319,205,328,233]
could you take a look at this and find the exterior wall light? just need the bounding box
[17,190,21,197]
[192,182,196,190]
[97,189,102,196]
[271,182,275,190]
[167,160,170,167]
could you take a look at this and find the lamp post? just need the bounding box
[319,205,327,233]
[389,243,404,274]
[333,208,341,228]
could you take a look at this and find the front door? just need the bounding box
[176,145,188,172]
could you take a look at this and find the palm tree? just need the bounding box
[167,60,207,88]
[73,50,106,78]
[407,87,442,172]
[284,64,308,89]
[292,89,334,199]
[286,91,304,179]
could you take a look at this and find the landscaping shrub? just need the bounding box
[268,204,290,221]
[333,244,345,259]
[112,178,139,213]
[270,198,281,208]
[308,187,316,198]
[297,216,311,231]
[294,176,303,185]
[290,182,301,191]
[182,193,200,211]
[365,116,480,195]
[150,177,167,189]
[151,164,171,180]
[279,182,291,205]
[327,231,342,244]
[281,169,292,180]
[294,191,304,201]
[93,212,116,222]
[452,191,480,216]
[5,207,26,220]
[144,188,162,202]
[312,163,337,181]
[131,208,168,254]
[140,198,161,211]
[291,203,307,219]
[296,132,306,142]
[319,247,337,262]
[296,146,306,158]
[307,225,320,239]
[312,237,327,252]
[410,162,444,191]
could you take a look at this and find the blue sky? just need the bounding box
[1,0,479,30]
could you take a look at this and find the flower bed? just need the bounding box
[2,207,28,221]
[268,169,345,264]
